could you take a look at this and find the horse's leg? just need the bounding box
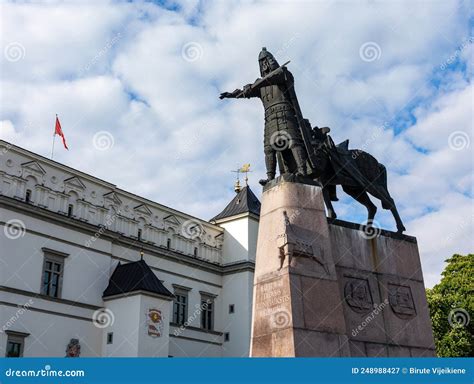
[390,204,406,233]
[382,195,406,233]
[322,186,337,219]
[368,187,406,233]
[342,186,377,223]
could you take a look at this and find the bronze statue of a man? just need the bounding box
[220,47,308,185]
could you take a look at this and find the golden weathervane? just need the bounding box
[232,163,251,193]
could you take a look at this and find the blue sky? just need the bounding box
[0,0,472,287]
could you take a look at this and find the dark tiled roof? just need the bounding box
[103,260,174,298]
[211,186,261,222]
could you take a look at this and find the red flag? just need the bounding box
[54,116,68,150]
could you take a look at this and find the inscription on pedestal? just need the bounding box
[255,279,291,329]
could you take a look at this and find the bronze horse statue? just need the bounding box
[308,127,406,233]
[218,48,405,233]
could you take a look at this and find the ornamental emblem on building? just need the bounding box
[147,308,164,338]
[344,277,373,313]
[388,283,416,318]
[65,338,81,357]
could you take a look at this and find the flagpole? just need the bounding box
[51,114,57,160]
[51,134,56,160]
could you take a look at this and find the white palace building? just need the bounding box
[0,139,261,357]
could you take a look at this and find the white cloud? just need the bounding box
[0,120,19,141]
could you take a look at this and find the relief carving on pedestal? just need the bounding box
[344,277,373,313]
[65,338,81,357]
[388,283,416,319]
[276,211,328,273]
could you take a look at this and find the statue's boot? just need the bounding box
[259,173,275,186]
[261,148,277,186]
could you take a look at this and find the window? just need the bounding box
[229,304,235,314]
[5,331,28,357]
[107,332,113,344]
[137,229,142,241]
[224,332,230,342]
[200,293,215,331]
[67,204,74,217]
[41,248,68,298]
[25,189,31,203]
[193,247,198,257]
[167,238,171,249]
[172,288,189,325]
[6,339,22,357]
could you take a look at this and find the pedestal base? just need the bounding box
[250,178,435,357]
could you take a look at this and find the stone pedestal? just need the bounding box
[250,177,435,357]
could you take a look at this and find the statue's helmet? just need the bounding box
[258,47,279,76]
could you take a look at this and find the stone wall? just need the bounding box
[329,220,436,357]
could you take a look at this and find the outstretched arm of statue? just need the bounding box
[219,84,260,99]
[219,88,242,99]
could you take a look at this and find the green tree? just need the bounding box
[426,254,473,357]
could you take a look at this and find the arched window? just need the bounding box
[67,204,74,217]
[24,175,37,204]
[67,191,79,219]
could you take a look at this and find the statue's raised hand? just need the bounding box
[219,89,242,99]
[219,92,233,99]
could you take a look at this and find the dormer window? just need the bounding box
[25,189,32,203]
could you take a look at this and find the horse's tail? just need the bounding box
[378,164,392,210]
